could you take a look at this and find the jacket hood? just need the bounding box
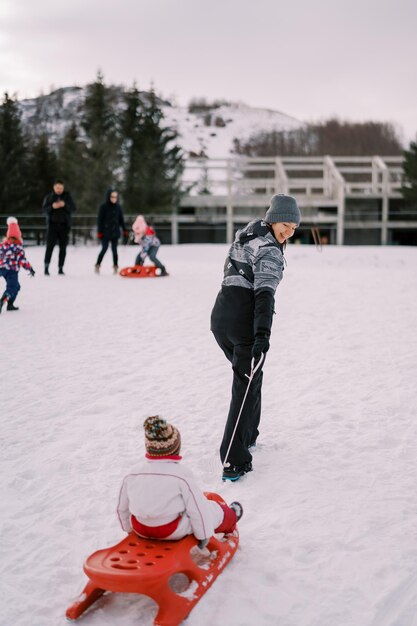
[235,218,281,248]
[104,188,118,203]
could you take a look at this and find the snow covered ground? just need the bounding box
[1,242,417,626]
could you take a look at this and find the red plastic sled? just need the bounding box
[119,265,160,278]
[66,492,239,626]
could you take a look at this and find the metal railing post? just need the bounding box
[324,156,345,245]
[274,157,289,194]
[226,159,234,243]
[171,213,178,245]
[374,157,389,245]
[336,182,345,246]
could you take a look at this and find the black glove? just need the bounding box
[29,268,35,277]
[252,334,270,361]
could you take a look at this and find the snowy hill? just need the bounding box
[17,86,304,158]
[163,100,303,158]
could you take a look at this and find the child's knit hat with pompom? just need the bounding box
[143,416,181,457]
[6,217,22,242]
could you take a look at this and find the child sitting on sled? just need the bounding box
[0,217,35,314]
[131,215,169,276]
[117,416,243,547]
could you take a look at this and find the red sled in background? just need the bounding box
[119,265,162,278]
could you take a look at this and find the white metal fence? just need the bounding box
[10,156,417,246]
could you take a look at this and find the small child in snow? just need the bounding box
[117,416,243,546]
[131,215,169,276]
[0,217,35,314]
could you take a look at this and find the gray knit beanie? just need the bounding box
[265,194,301,226]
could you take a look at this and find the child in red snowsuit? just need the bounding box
[0,217,35,314]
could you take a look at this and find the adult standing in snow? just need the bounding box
[42,179,76,275]
[211,194,301,481]
[95,189,128,274]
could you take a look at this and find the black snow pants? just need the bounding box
[44,223,70,268]
[212,331,264,467]
[97,237,119,266]
[211,290,263,465]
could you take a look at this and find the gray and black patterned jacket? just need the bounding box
[211,219,285,343]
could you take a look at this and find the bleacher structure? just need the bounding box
[16,155,416,246]
[176,155,415,245]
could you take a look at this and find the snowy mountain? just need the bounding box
[163,100,303,158]
[17,85,304,158]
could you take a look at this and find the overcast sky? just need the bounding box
[1,0,416,143]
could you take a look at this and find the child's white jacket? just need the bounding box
[117,458,223,541]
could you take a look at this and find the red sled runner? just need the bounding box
[119,265,160,278]
[66,492,239,626]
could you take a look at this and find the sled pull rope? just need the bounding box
[222,353,265,470]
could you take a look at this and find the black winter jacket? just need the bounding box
[97,190,127,240]
[211,219,285,343]
[42,191,76,229]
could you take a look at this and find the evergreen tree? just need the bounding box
[26,133,58,211]
[0,93,29,215]
[120,85,145,213]
[401,141,417,205]
[120,87,184,214]
[57,122,88,210]
[81,71,121,212]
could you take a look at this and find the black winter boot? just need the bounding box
[7,298,19,311]
[0,295,8,314]
[58,267,65,275]
[44,264,50,276]
[222,461,253,482]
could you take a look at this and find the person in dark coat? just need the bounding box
[42,179,76,275]
[210,194,301,482]
[95,189,128,274]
